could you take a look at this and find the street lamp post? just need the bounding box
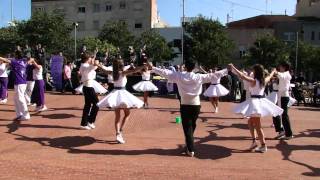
[295,32,299,75]
[73,22,79,62]
[181,0,185,64]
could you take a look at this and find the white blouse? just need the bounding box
[0,63,8,78]
[33,66,43,80]
[79,63,97,87]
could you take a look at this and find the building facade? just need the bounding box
[31,0,159,38]
[296,0,320,18]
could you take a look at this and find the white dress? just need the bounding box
[97,75,144,109]
[75,80,108,94]
[266,82,296,107]
[234,80,283,117]
[203,69,229,97]
[133,71,158,92]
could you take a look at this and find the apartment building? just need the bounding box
[31,0,159,38]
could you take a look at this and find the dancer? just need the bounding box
[25,62,35,105]
[201,67,229,113]
[78,52,101,130]
[0,50,33,120]
[272,62,295,140]
[149,60,223,157]
[230,64,283,153]
[97,59,144,144]
[0,59,9,104]
[132,66,158,108]
[31,58,47,112]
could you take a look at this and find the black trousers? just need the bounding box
[273,97,293,136]
[107,83,114,92]
[81,86,99,126]
[181,105,201,152]
[62,79,74,92]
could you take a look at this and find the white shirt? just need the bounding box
[102,65,131,84]
[113,75,127,88]
[277,71,291,97]
[79,63,97,87]
[0,63,8,78]
[33,66,43,80]
[249,80,265,96]
[210,69,228,84]
[142,71,151,80]
[152,67,218,105]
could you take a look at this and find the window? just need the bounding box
[135,23,142,29]
[283,32,296,42]
[78,6,86,13]
[120,1,126,9]
[93,3,100,13]
[311,31,315,40]
[35,7,45,12]
[106,4,112,11]
[78,21,85,31]
[93,20,100,30]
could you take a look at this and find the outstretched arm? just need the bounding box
[0,57,11,64]
[97,63,113,75]
[265,69,277,84]
[122,65,147,76]
[148,62,178,82]
[229,64,255,83]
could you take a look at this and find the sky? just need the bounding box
[0,0,297,27]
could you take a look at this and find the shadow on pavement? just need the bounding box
[274,129,320,177]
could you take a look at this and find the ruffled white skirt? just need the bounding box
[233,97,284,117]
[97,89,144,109]
[266,92,278,104]
[203,84,229,97]
[266,92,297,107]
[75,80,108,94]
[133,80,158,92]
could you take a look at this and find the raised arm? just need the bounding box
[265,69,277,84]
[97,63,113,75]
[148,63,178,82]
[122,65,147,76]
[198,66,208,74]
[214,68,229,78]
[0,57,11,64]
[229,64,255,83]
[31,59,42,70]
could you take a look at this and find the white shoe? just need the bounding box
[186,149,195,157]
[116,133,125,144]
[280,135,294,140]
[80,125,91,130]
[249,141,258,150]
[255,145,268,153]
[0,99,7,104]
[88,123,96,129]
[20,114,31,121]
[215,107,219,113]
[37,105,48,112]
[31,103,37,107]
[275,131,285,140]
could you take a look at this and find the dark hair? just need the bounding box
[252,64,266,87]
[279,61,291,71]
[185,60,195,72]
[14,50,23,59]
[35,58,43,66]
[113,59,124,81]
[81,51,93,63]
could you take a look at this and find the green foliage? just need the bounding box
[17,11,73,54]
[0,26,21,55]
[98,21,134,51]
[246,36,290,68]
[134,30,173,62]
[185,16,234,67]
[78,37,117,55]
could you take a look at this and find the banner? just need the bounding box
[50,55,64,90]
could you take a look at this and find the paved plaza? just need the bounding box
[0,91,319,179]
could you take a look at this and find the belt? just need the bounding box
[142,80,150,81]
[211,83,220,85]
[273,90,278,92]
[251,95,265,99]
[114,87,125,90]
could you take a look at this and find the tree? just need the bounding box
[0,25,21,55]
[98,21,134,53]
[17,11,73,54]
[246,36,289,68]
[185,16,234,67]
[134,30,173,63]
[78,37,117,57]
